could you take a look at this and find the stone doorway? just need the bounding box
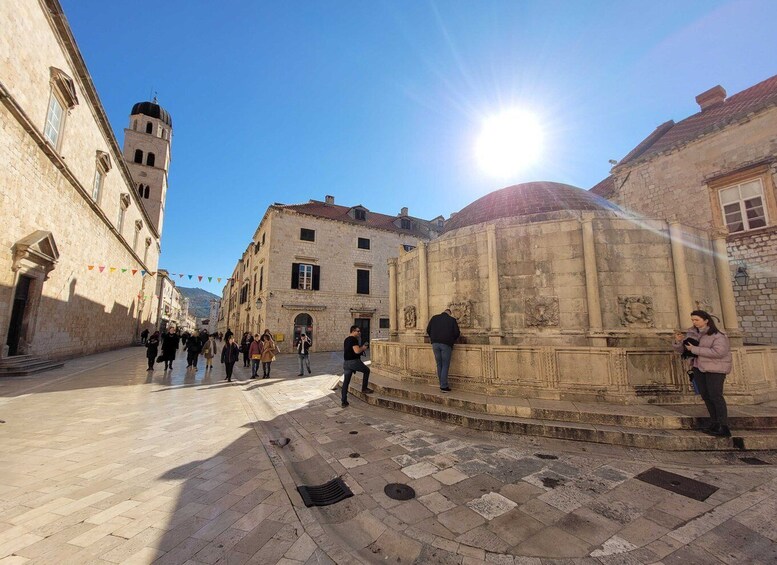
[353,318,370,346]
[6,275,33,356]
[293,313,313,346]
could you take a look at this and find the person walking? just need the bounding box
[140,328,149,345]
[160,326,180,371]
[426,309,460,392]
[259,332,277,378]
[240,332,253,368]
[145,331,160,371]
[202,333,217,370]
[224,328,233,343]
[296,332,312,376]
[674,310,733,437]
[221,335,240,382]
[184,331,202,369]
[341,325,370,407]
[249,334,262,378]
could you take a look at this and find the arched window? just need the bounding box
[137,183,143,196]
[293,313,313,345]
[145,122,153,134]
[146,153,155,167]
[144,186,150,199]
[134,149,143,163]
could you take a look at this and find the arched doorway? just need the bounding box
[293,313,313,347]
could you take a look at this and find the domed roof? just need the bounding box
[131,101,172,127]
[443,181,621,232]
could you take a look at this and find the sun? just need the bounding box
[475,109,543,179]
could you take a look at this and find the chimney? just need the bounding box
[325,195,334,205]
[400,207,408,216]
[695,85,726,112]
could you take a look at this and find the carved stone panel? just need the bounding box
[403,305,417,328]
[618,295,655,327]
[525,297,560,327]
[448,301,472,328]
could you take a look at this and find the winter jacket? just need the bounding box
[426,312,461,347]
[221,343,240,364]
[673,326,732,374]
[260,337,277,362]
[145,336,159,359]
[248,340,262,359]
[202,338,217,359]
[296,336,311,355]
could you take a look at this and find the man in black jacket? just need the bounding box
[426,309,460,392]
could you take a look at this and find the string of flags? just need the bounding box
[86,265,241,284]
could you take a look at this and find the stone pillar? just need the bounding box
[388,257,398,339]
[712,230,739,331]
[418,241,429,337]
[669,221,693,327]
[486,225,503,344]
[581,218,603,333]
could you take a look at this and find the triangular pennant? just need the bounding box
[109,267,116,273]
[132,269,138,275]
[88,265,94,270]
[121,268,127,273]
[208,277,212,282]
[179,274,184,278]
[198,276,203,282]
[140,270,146,276]
[99,266,105,273]
[217,278,221,283]
[188,275,193,280]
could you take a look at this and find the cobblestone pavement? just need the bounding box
[0,347,776,564]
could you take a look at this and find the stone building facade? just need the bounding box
[592,75,777,344]
[218,196,441,352]
[0,0,171,359]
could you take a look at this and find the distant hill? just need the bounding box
[178,287,220,319]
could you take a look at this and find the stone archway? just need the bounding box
[5,231,59,357]
[293,313,313,347]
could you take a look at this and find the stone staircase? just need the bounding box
[342,372,777,451]
[0,354,64,377]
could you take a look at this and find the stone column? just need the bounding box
[712,230,739,331]
[486,225,503,344]
[388,257,398,339]
[669,221,693,327]
[581,218,603,337]
[418,241,429,337]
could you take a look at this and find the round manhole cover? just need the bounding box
[384,483,416,501]
[349,453,360,458]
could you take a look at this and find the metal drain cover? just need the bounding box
[384,483,416,501]
[636,467,718,501]
[297,478,354,507]
[535,453,558,460]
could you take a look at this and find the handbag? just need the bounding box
[251,354,261,360]
[156,355,164,362]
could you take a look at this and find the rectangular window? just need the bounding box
[262,233,266,245]
[400,218,412,230]
[356,269,370,294]
[43,94,64,147]
[358,237,370,249]
[300,228,315,242]
[403,244,415,252]
[719,179,768,233]
[260,266,264,290]
[354,209,366,221]
[291,263,320,290]
[379,318,390,329]
[92,169,104,202]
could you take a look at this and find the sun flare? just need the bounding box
[475,109,543,178]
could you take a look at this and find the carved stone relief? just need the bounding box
[448,301,472,328]
[525,297,560,327]
[403,305,416,328]
[618,295,655,327]
[694,298,713,313]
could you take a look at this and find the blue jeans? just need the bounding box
[432,343,452,389]
[342,358,370,403]
[298,353,310,374]
[251,359,260,376]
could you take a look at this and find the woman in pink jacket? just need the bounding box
[674,310,732,437]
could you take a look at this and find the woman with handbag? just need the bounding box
[249,334,262,378]
[673,310,733,437]
[202,333,218,370]
[220,335,240,382]
[259,331,277,379]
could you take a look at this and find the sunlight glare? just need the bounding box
[475,109,543,179]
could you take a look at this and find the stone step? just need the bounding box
[361,375,777,431]
[0,355,36,367]
[346,386,777,451]
[0,358,64,376]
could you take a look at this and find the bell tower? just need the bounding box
[123,98,172,235]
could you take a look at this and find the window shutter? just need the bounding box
[312,265,320,290]
[291,263,299,289]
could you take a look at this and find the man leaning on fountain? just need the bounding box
[426,309,460,392]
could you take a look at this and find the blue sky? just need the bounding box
[61,0,777,292]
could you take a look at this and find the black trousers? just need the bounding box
[242,350,250,366]
[225,361,235,381]
[262,361,272,377]
[693,368,728,426]
[147,357,154,370]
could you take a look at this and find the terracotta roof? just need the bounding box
[276,200,433,237]
[443,181,621,233]
[590,175,616,198]
[619,74,777,166]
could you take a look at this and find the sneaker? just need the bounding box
[250,375,257,379]
[307,368,311,374]
[709,425,732,437]
[341,401,349,407]
[440,387,452,392]
[297,373,303,376]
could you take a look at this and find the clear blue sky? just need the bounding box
[61,0,777,293]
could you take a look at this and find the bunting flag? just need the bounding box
[188,275,193,280]
[132,269,138,275]
[208,277,212,282]
[140,270,146,276]
[88,265,94,270]
[217,278,222,283]
[178,274,184,279]
[86,265,230,284]
[198,276,203,282]
[121,268,127,273]
[109,267,117,273]
[99,266,105,272]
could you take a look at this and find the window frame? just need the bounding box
[43,93,65,148]
[300,228,315,242]
[357,237,371,250]
[356,269,370,295]
[708,165,776,236]
[291,263,320,291]
[43,67,78,150]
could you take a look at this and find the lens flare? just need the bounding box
[476,109,543,178]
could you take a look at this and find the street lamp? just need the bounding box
[734,263,749,286]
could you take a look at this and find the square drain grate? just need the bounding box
[297,477,353,507]
[636,467,718,502]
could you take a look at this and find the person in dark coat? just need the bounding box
[161,327,180,371]
[224,328,233,342]
[426,309,460,392]
[184,331,202,369]
[140,328,149,345]
[221,335,240,382]
[145,331,160,371]
[240,332,253,367]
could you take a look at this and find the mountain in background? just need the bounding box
[178,287,220,319]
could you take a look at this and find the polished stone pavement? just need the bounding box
[0,347,775,564]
